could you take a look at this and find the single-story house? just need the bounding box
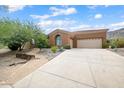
[48,29,108,48]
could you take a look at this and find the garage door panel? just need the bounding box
[77,39,102,48]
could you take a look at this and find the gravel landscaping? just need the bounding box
[107,48,124,57]
[38,48,65,61]
[0,48,64,85]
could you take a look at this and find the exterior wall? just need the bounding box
[49,31,70,46]
[70,39,73,48]
[73,31,107,48]
[49,29,107,48]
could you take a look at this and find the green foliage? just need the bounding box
[116,38,124,48]
[51,46,58,53]
[110,39,118,49]
[35,33,49,49]
[8,41,21,51]
[102,39,117,49]
[0,43,6,49]
[102,38,124,49]
[102,42,109,48]
[0,18,48,51]
[7,30,33,50]
[106,40,110,43]
[103,40,111,48]
[63,45,71,49]
[0,18,25,39]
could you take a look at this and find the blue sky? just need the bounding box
[0,5,124,34]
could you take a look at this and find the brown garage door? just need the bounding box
[77,39,102,48]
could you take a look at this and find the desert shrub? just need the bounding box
[51,46,58,53]
[8,42,21,51]
[110,39,118,49]
[0,43,5,49]
[106,39,110,43]
[102,42,109,48]
[63,45,71,49]
[103,38,124,49]
[7,30,33,51]
[0,18,48,51]
[117,38,124,48]
[111,44,116,49]
[35,33,49,49]
[46,44,51,48]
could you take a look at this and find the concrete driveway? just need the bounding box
[12,49,124,88]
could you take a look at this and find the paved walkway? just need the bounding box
[2,49,124,88]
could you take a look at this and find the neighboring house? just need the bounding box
[48,29,108,48]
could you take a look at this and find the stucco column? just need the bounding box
[73,37,77,48]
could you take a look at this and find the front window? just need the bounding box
[55,35,62,46]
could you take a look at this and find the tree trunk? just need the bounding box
[19,46,22,51]
[19,43,26,51]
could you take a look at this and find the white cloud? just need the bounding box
[37,19,75,33]
[61,5,69,8]
[95,24,105,28]
[30,14,50,19]
[37,19,124,33]
[7,5,26,13]
[30,6,77,19]
[37,19,76,28]
[36,18,110,33]
[49,7,58,11]
[110,22,124,27]
[121,15,124,18]
[87,5,110,9]
[50,7,77,16]
[87,5,98,9]
[69,24,91,31]
[36,19,93,34]
[37,20,53,27]
[104,5,109,8]
[102,21,124,31]
[94,14,103,19]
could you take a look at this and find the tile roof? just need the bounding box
[49,28,108,38]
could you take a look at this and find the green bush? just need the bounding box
[7,30,31,51]
[0,18,48,51]
[0,43,5,49]
[63,45,71,49]
[102,42,109,48]
[116,38,124,48]
[103,38,124,49]
[111,44,117,49]
[106,40,110,43]
[51,46,58,53]
[110,39,118,49]
[8,42,21,51]
[46,44,51,48]
[35,33,49,49]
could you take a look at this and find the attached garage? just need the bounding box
[49,29,108,48]
[77,38,102,48]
